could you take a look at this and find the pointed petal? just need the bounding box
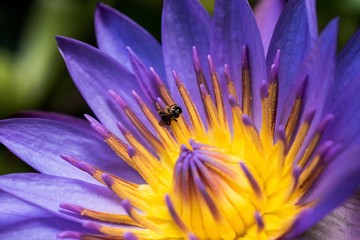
[95,3,165,79]
[0,191,51,224]
[12,110,96,137]
[162,0,211,117]
[331,29,360,103]
[0,173,126,223]
[284,147,360,238]
[254,0,286,54]
[0,118,142,184]
[277,18,338,150]
[298,19,338,123]
[321,30,360,145]
[0,191,85,239]
[266,0,318,127]
[323,73,360,147]
[0,216,83,240]
[301,190,360,239]
[56,36,155,151]
[210,0,267,127]
[128,48,159,103]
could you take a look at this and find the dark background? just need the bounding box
[0,0,359,174]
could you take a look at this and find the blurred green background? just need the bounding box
[0,0,359,174]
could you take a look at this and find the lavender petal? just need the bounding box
[56,36,155,152]
[210,0,267,128]
[95,3,165,79]
[0,191,51,225]
[0,173,126,223]
[330,29,360,104]
[0,216,83,240]
[266,0,318,131]
[254,0,286,54]
[162,0,211,119]
[0,118,143,184]
[12,110,96,137]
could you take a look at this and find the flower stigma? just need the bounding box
[58,46,336,240]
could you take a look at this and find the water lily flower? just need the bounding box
[1,0,360,239]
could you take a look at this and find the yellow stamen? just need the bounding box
[225,65,240,104]
[174,72,207,141]
[268,79,279,136]
[81,209,142,227]
[241,45,253,117]
[65,47,331,240]
[208,55,227,129]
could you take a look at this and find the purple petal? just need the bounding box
[0,173,126,223]
[162,0,211,118]
[286,20,338,166]
[56,36,155,151]
[254,0,286,54]
[330,29,360,104]
[128,48,159,103]
[284,147,360,238]
[322,73,360,147]
[12,110,96,137]
[321,30,360,145]
[0,191,51,224]
[210,0,267,127]
[298,19,338,123]
[0,216,83,240]
[266,0,318,128]
[278,18,338,149]
[0,118,143,184]
[301,190,360,239]
[95,3,165,80]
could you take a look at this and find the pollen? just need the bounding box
[59,46,334,240]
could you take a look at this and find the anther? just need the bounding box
[224,64,239,103]
[192,46,210,93]
[260,81,269,99]
[229,95,239,107]
[149,68,174,105]
[241,44,253,117]
[60,202,84,214]
[84,114,110,139]
[124,232,138,240]
[57,231,82,239]
[208,54,227,126]
[127,145,136,158]
[156,97,167,111]
[268,51,280,134]
[149,66,163,87]
[255,211,265,232]
[239,162,263,198]
[191,161,221,220]
[127,47,156,102]
[165,195,189,234]
[78,162,97,176]
[270,50,280,84]
[276,125,287,172]
[289,166,301,196]
[285,75,308,143]
[60,154,80,168]
[60,154,97,176]
[297,114,334,168]
[82,220,102,232]
[242,115,264,155]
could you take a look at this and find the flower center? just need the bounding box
[58,46,336,240]
[169,142,265,239]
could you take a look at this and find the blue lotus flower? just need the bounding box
[1,0,360,239]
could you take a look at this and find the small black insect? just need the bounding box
[158,104,182,126]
